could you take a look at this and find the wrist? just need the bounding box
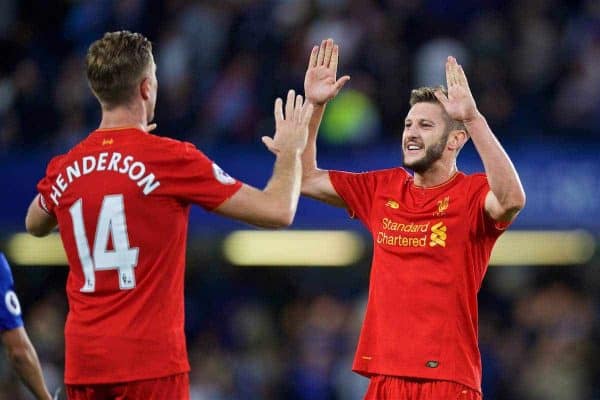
[307,97,327,107]
[276,147,302,158]
[462,111,485,126]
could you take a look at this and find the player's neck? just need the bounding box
[98,104,147,132]
[412,163,458,188]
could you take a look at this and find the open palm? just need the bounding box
[261,90,313,155]
[304,39,350,105]
[434,56,479,123]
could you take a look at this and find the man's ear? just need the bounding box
[140,77,150,100]
[448,129,468,151]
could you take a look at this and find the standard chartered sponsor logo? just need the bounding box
[381,218,429,233]
[377,231,428,247]
[377,218,447,248]
[429,222,447,247]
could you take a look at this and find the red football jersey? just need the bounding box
[329,168,508,393]
[37,127,242,384]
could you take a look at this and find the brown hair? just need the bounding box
[86,31,153,108]
[409,86,465,133]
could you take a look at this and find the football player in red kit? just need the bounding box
[25,31,313,400]
[286,39,526,399]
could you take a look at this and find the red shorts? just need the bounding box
[66,373,189,400]
[364,375,481,400]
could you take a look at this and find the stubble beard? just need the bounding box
[402,133,448,173]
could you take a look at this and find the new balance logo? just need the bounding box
[102,138,114,146]
[429,222,447,247]
[386,200,399,209]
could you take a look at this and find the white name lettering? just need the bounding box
[97,152,108,171]
[56,174,67,191]
[66,163,81,183]
[49,153,161,206]
[107,152,121,171]
[82,156,96,174]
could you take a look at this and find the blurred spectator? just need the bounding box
[63,0,113,52]
[284,295,348,400]
[510,0,560,93]
[305,1,364,67]
[189,331,235,400]
[0,0,16,38]
[53,108,88,153]
[53,54,92,116]
[201,53,260,143]
[553,47,600,132]
[12,59,57,148]
[228,302,281,400]
[414,37,469,87]
[0,111,19,154]
[331,295,369,400]
[512,282,595,399]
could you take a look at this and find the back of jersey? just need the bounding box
[37,127,241,384]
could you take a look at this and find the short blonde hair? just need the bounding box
[86,31,153,108]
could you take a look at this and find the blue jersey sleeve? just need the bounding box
[0,253,24,331]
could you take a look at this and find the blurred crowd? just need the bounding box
[0,0,599,399]
[0,260,599,400]
[1,0,600,155]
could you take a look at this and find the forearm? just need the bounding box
[7,340,51,400]
[263,149,303,225]
[12,354,52,400]
[302,103,326,175]
[299,103,344,206]
[25,196,57,237]
[465,113,526,208]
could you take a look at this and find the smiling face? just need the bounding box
[402,102,451,173]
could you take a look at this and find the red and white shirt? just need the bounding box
[330,168,508,393]
[37,127,242,384]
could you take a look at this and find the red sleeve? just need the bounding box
[468,174,511,238]
[159,142,242,210]
[36,155,66,215]
[328,169,382,230]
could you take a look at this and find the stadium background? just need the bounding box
[0,0,599,398]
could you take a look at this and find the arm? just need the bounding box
[25,195,57,237]
[301,103,346,207]
[1,327,52,400]
[300,39,351,207]
[435,57,526,222]
[214,90,313,228]
[466,114,525,222]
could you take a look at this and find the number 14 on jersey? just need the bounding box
[69,194,139,292]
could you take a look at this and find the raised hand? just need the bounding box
[304,38,351,105]
[434,56,479,123]
[262,89,314,154]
